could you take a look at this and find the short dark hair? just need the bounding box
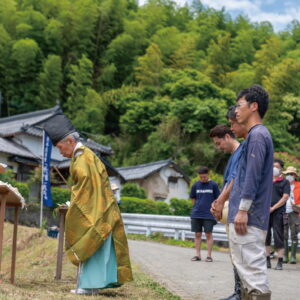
[236,84,269,118]
[198,166,209,174]
[209,125,235,139]
[226,105,237,121]
[274,158,284,169]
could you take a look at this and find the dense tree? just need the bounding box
[230,30,255,68]
[135,43,164,88]
[37,54,62,108]
[0,0,299,175]
[205,32,231,86]
[253,36,282,83]
[73,88,108,134]
[65,55,93,119]
[225,63,256,93]
[8,38,42,113]
[170,34,197,69]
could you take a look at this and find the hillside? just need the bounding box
[1,0,300,175]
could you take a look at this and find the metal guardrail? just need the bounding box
[122,213,227,242]
[122,213,300,246]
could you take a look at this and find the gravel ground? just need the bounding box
[128,240,299,300]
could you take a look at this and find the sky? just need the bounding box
[139,0,300,32]
[199,0,300,32]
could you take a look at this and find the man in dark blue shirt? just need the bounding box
[209,120,245,300]
[210,116,246,223]
[229,85,273,300]
[190,166,220,262]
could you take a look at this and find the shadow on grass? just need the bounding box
[99,290,126,297]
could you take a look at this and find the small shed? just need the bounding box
[117,159,190,203]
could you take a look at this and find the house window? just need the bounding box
[168,176,178,183]
[154,192,167,201]
[154,196,166,201]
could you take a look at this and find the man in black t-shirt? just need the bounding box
[265,158,290,270]
[190,166,220,262]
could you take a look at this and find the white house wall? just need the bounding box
[127,166,189,203]
[0,152,19,172]
[13,133,65,161]
[137,173,169,201]
[159,167,189,202]
[109,176,121,202]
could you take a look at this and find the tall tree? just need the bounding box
[73,88,108,134]
[8,38,42,114]
[151,26,181,63]
[205,32,231,86]
[135,43,164,89]
[37,54,62,108]
[170,34,197,69]
[253,36,281,83]
[65,55,93,119]
[0,25,11,116]
[230,30,255,68]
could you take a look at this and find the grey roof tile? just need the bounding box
[0,106,61,137]
[0,137,37,159]
[83,139,112,155]
[117,159,189,182]
[0,106,113,155]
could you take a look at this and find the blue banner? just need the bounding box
[42,131,53,207]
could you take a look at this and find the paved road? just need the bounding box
[128,240,299,300]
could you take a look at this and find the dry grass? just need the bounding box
[0,223,180,300]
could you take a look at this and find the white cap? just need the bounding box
[111,183,119,191]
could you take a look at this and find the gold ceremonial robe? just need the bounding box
[65,146,133,284]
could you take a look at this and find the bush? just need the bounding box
[0,170,30,200]
[170,198,192,216]
[14,181,30,200]
[51,187,71,207]
[120,196,159,214]
[120,196,192,216]
[0,169,15,183]
[121,183,146,199]
[156,201,172,215]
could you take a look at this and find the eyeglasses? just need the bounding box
[236,102,249,109]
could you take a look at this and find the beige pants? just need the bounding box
[229,224,270,294]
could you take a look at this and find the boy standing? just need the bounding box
[190,166,220,262]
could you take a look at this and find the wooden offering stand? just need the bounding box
[0,184,24,284]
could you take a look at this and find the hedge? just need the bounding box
[169,198,193,216]
[120,196,159,214]
[156,201,172,215]
[120,196,191,216]
[14,181,30,200]
[121,183,146,199]
[51,187,71,207]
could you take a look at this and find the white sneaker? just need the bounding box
[70,288,99,295]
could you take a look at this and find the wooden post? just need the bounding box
[55,207,67,280]
[0,196,7,273]
[10,206,19,284]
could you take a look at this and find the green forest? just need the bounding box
[1,0,300,176]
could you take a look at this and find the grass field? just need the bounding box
[0,223,180,300]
